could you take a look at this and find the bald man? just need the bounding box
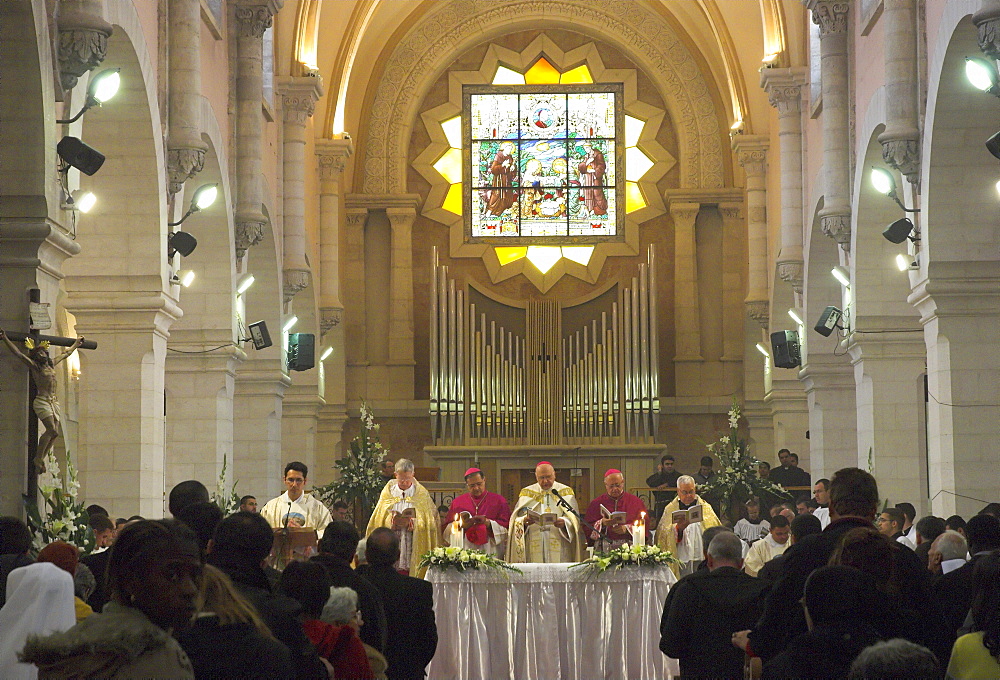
[506,462,583,563]
[585,469,650,551]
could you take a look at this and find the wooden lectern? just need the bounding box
[266,526,318,571]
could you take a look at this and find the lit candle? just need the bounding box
[450,518,463,547]
[638,511,646,546]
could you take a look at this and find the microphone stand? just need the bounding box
[550,493,605,551]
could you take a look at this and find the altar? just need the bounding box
[425,563,679,680]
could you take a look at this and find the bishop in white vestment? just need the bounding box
[506,462,584,563]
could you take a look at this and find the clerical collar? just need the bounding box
[679,499,697,510]
[392,483,414,498]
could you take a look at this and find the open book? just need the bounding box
[671,504,704,524]
[526,507,559,529]
[600,505,628,526]
[391,506,416,530]
[456,510,485,527]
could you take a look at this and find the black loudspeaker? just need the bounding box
[57,136,106,176]
[248,321,272,350]
[287,333,315,371]
[770,330,801,369]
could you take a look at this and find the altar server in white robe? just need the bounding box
[656,475,721,577]
[507,462,584,563]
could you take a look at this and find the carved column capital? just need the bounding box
[276,75,324,127]
[807,1,850,36]
[760,68,808,116]
[820,213,852,251]
[167,148,207,196]
[777,261,805,295]
[57,8,113,92]
[316,139,355,182]
[385,206,417,230]
[320,307,343,336]
[745,300,770,329]
[974,3,1000,60]
[235,220,267,261]
[668,201,700,227]
[880,138,920,181]
[732,135,769,178]
[283,269,310,304]
[233,1,283,39]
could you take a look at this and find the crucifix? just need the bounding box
[533,342,556,373]
[0,289,97,491]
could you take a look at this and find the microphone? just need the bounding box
[550,488,563,499]
[284,501,292,533]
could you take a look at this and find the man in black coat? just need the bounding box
[366,527,437,680]
[311,519,388,653]
[660,531,769,679]
[933,514,1000,641]
[206,511,327,680]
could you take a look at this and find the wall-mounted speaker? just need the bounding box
[287,333,315,371]
[770,330,801,369]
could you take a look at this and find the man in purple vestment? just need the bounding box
[444,468,511,556]
[585,469,650,551]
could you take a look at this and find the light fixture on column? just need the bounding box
[996,178,1000,197]
[831,265,851,289]
[320,347,333,361]
[730,120,744,135]
[56,68,121,124]
[987,131,1000,160]
[57,136,105,176]
[170,269,196,287]
[755,343,770,358]
[167,231,198,258]
[788,309,805,326]
[236,274,256,295]
[282,316,298,333]
[894,253,920,272]
[870,167,920,213]
[62,189,97,213]
[168,183,218,227]
[965,57,1000,98]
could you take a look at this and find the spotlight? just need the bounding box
[831,265,851,289]
[965,57,1000,97]
[814,306,843,337]
[320,347,333,361]
[282,316,298,333]
[996,179,1000,198]
[57,136,105,176]
[167,231,198,257]
[755,343,770,358]
[788,309,804,326]
[168,183,219,227]
[57,68,121,124]
[869,166,919,213]
[896,254,910,271]
[62,189,96,213]
[987,131,1000,160]
[882,217,916,244]
[236,274,256,295]
[171,269,195,287]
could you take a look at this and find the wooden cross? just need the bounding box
[533,342,555,374]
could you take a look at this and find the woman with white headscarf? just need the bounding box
[0,562,76,680]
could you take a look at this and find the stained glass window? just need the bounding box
[464,83,624,245]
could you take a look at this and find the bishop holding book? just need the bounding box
[443,467,511,556]
[506,462,584,563]
[584,469,650,551]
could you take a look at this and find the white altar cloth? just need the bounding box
[425,562,678,680]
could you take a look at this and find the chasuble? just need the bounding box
[655,495,721,577]
[506,482,584,563]
[366,480,441,578]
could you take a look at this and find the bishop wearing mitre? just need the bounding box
[507,462,584,563]
[366,458,441,577]
[656,474,721,577]
[443,468,511,556]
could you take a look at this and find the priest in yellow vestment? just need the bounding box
[656,474,721,577]
[506,462,584,563]
[366,458,441,578]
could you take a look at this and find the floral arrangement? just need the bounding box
[572,543,678,574]
[315,402,389,519]
[23,450,94,554]
[419,546,521,574]
[696,399,791,517]
[210,455,241,515]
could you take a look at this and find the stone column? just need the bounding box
[56,0,112,92]
[911,263,1000,517]
[69,296,181,517]
[878,0,920,182]
[761,68,808,295]
[166,0,207,195]
[385,205,417,370]
[848,332,926,512]
[281,383,324,479]
[799,353,858,479]
[276,75,323,303]
[765,384,812,470]
[719,203,747,362]
[233,364,289,501]
[315,139,353,478]
[807,1,852,251]
[670,201,702,362]
[233,1,282,263]
[343,207,368,376]
[164,349,241,495]
[731,136,769,329]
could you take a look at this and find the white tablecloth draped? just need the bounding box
[426,563,678,680]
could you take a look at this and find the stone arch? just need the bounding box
[912,1,1000,516]
[358,0,727,195]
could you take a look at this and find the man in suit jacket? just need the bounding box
[933,515,1000,643]
[366,527,437,680]
[311,519,388,653]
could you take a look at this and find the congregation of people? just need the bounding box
[2,451,1000,680]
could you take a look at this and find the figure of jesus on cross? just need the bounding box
[0,329,84,472]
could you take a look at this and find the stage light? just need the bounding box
[965,57,1000,97]
[996,179,1000,197]
[236,274,256,295]
[882,217,916,244]
[755,343,770,358]
[57,136,105,176]
[320,347,333,361]
[168,183,218,227]
[57,68,121,124]
[171,269,195,287]
[282,316,298,333]
[870,167,895,195]
[831,265,851,289]
[75,191,96,213]
[788,309,804,326]
[987,131,1000,160]
[167,231,198,258]
[896,254,909,271]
